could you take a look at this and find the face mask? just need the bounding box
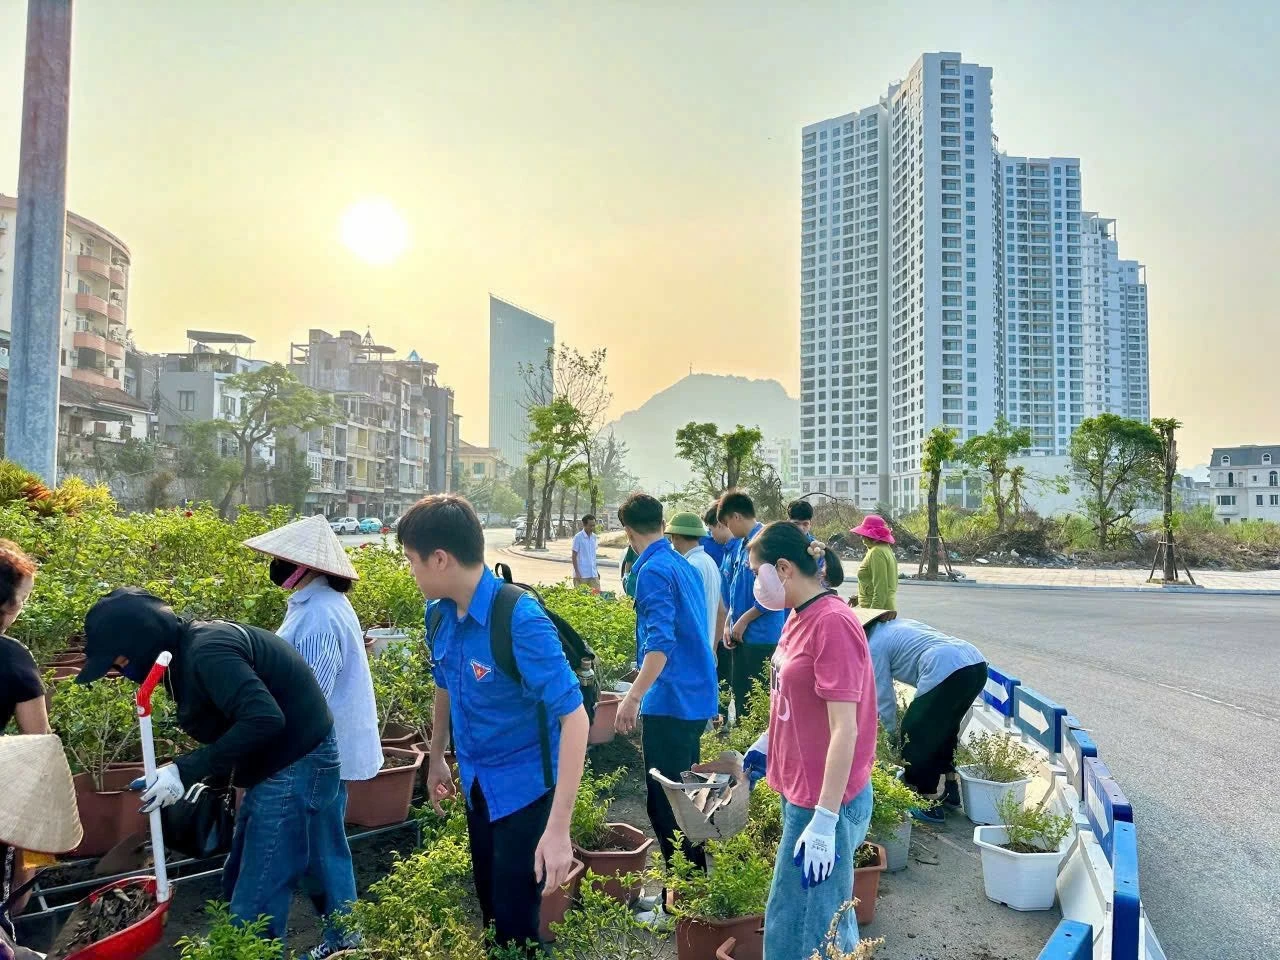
[119,658,154,684]
[753,562,787,611]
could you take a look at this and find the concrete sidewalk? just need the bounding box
[502,544,1280,594]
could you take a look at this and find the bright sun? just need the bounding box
[339,198,410,265]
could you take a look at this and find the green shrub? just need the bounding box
[995,792,1072,853]
[348,545,426,630]
[176,902,282,959]
[549,870,657,960]
[47,676,140,790]
[869,762,933,833]
[369,639,435,740]
[701,676,770,760]
[570,763,627,851]
[955,732,1036,783]
[667,830,772,921]
[540,584,636,673]
[745,781,783,857]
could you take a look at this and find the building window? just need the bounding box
[1258,495,1265,507]
[1216,495,1236,506]
[1271,471,1278,487]
[178,390,196,412]
[1220,455,1230,465]
[1271,495,1279,506]
[1227,472,1234,487]
[1263,453,1272,464]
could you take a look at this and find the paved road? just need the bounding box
[484,529,1278,958]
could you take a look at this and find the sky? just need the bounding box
[1,1,1276,463]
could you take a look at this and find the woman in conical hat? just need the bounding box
[0,734,83,959]
[242,515,378,958]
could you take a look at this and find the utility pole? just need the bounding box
[4,0,74,482]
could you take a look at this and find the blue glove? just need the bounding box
[129,763,185,814]
[793,805,840,889]
[743,732,768,790]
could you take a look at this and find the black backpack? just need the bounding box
[427,562,599,788]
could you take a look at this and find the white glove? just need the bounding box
[130,764,185,814]
[743,733,768,789]
[792,805,839,888]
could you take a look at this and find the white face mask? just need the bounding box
[753,562,787,611]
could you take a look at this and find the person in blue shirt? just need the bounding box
[719,490,786,721]
[613,493,718,877]
[698,504,727,569]
[704,503,737,718]
[787,498,842,589]
[398,495,589,956]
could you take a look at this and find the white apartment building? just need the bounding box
[800,101,891,509]
[759,436,800,490]
[800,54,1151,513]
[1210,446,1280,524]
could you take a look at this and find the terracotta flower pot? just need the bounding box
[538,857,585,942]
[572,823,655,904]
[676,914,763,960]
[852,842,887,925]
[378,722,419,749]
[588,693,622,745]
[49,651,87,668]
[72,766,148,857]
[344,747,424,827]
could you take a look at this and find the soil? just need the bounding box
[48,884,154,959]
[998,842,1051,855]
[381,754,417,770]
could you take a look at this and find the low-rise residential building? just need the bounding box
[457,441,505,483]
[1209,445,1280,524]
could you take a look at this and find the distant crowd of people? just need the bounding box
[0,489,988,959]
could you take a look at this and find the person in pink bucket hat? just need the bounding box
[849,515,897,611]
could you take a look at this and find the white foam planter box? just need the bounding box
[365,627,411,657]
[973,825,1069,911]
[956,765,1031,825]
[880,819,912,873]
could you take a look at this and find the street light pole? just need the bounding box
[4,0,73,482]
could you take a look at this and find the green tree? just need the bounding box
[920,425,959,579]
[958,415,1032,529]
[674,422,764,498]
[219,364,335,517]
[527,397,591,548]
[1151,417,1184,582]
[1069,414,1163,548]
[268,437,314,513]
[592,431,637,506]
[175,421,243,508]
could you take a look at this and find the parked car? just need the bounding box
[358,517,385,534]
[330,516,360,535]
[514,518,528,540]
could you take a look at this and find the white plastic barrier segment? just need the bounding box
[971,665,1163,960]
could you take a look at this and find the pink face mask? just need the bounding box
[753,562,787,611]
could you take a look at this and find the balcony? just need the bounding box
[107,298,125,324]
[72,329,125,360]
[75,293,109,317]
[77,254,110,281]
[110,263,127,287]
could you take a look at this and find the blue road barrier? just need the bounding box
[1037,919,1093,959]
[983,665,1020,717]
[1014,684,1069,754]
[1083,757,1133,864]
[1065,726,1099,798]
[1112,822,1142,960]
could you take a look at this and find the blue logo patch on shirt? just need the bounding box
[470,659,494,682]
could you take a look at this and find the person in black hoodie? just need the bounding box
[75,588,352,956]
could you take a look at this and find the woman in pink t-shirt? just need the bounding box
[749,522,878,958]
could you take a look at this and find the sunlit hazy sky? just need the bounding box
[2,1,1276,461]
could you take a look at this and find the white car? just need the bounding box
[330,516,360,535]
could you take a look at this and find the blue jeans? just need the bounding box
[223,733,354,948]
[764,783,873,960]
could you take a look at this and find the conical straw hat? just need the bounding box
[242,514,360,581]
[0,735,84,853]
[853,607,896,630]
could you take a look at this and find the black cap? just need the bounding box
[77,587,181,685]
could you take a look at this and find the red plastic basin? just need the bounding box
[62,876,168,960]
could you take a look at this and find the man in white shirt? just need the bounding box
[571,515,600,591]
[664,512,725,653]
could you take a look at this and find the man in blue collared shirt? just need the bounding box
[613,493,718,876]
[718,490,786,721]
[704,503,737,719]
[397,495,589,956]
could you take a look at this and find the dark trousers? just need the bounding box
[901,661,989,796]
[642,714,709,872]
[730,642,775,722]
[716,644,734,716]
[466,781,553,956]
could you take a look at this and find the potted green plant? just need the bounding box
[47,676,147,856]
[571,764,654,904]
[550,870,661,959]
[851,842,888,925]
[176,902,284,959]
[349,546,427,652]
[954,732,1036,825]
[867,762,933,873]
[668,831,771,960]
[973,792,1073,911]
[538,857,586,943]
[369,639,434,748]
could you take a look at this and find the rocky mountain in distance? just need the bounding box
[605,374,798,490]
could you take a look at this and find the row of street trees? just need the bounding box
[671,422,784,518]
[919,413,1187,581]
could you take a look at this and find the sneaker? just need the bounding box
[632,894,662,913]
[305,935,361,960]
[910,805,945,825]
[943,779,962,808]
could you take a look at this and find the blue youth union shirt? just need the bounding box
[719,536,740,608]
[632,539,718,721]
[700,534,726,568]
[728,522,786,646]
[428,567,583,821]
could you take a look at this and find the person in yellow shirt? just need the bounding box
[849,516,897,611]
